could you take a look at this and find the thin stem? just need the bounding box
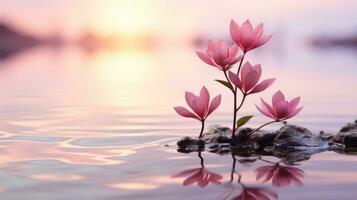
[198,120,205,138]
[223,70,234,93]
[247,120,279,138]
[198,151,204,167]
[232,91,237,137]
[237,54,246,75]
[236,94,246,112]
[232,53,246,137]
[230,154,237,183]
[237,174,242,184]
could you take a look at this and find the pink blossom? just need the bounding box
[255,164,305,187]
[172,167,223,187]
[228,62,275,95]
[230,19,272,52]
[233,187,278,200]
[196,40,243,71]
[256,91,303,121]
[174,86,221,121]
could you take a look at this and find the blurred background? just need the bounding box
[0,0,356,132]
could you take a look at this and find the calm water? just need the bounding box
[0,39,356,200]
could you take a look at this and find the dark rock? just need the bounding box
[334,120,357,147]
[319,131,334,141]
[339,120,357,132]
[250,130,278,148]
[201,126,231,143]
[274,125,328,149]
[177,137,205,152]
[233,128,253,142]
[216,136,231,143]
[209,143,231,154]
[335,147,357,155]
[342,133,357,147]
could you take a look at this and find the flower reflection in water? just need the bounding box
[220,155,278,200]
[172,152,223,187]
[255,158,305,187]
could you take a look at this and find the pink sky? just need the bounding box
[0,0,354,39]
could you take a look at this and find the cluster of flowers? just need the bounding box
[174,19,303,139]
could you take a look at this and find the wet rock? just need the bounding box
[318,131,334,141]
[342,133,357,147]
[216,136,231,143]
[334,120,357,147]
[274,125,328,149]
[250,130,278,149]
[177,137,205,152]
[202,126,231,143]
[339,120,357,132]
[232,128,252,144]
[209,143,231,154]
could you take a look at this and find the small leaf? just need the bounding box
[236,115,254,128]
[215,79,234,92]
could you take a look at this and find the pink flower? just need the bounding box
[172,167,223,187]
[228,62,275,95]
[255,164,305,187]
[174,86,221,121]
[233,187,278,200]
[256,91,303,121]
[230,19,272,52]
[196,40,243,71]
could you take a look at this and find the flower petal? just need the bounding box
[239,20,255,50]
[200,86,210,103]
[207,94,221,116]
[185,92,198,111]
[243,69,260,92]
[261,98,275,115]
[256,104,276,120]
[250,78,276,94]
[253,64,262,79]
[240,62,253,84]
[284,107,303,120]
[254,23,264,38]
[228,71,242,89]
[196,51,215,66]
[207,39,218,52]
[230,54,243,65]
[272,91,285,108]
[230,19,240,44]
[174,106,200,120]
[274,100,289,119]
[288,97,300,112]
[253,34,272,49]
[183,171,203,186]
[228,44,239,58]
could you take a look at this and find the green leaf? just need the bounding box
[236,115,254,128]
[215,79,233,92]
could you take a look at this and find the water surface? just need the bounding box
[0,27,356,199]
